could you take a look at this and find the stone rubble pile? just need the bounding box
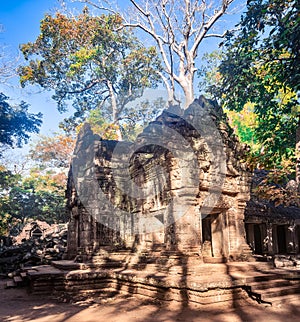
[0,225,68,274]
[274,254,300,268]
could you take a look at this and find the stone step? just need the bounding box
[92,251,133,257]
[203,256,227,263]
[25,269,39,274]
[5,280,16,288]
[20,272,28,278]
[91,255,128,262]
[13,275,23,284]
[230,272,281,285]
[229,262,273,272]
[45,275,245,305]
[91,254,187,267]
[269,293,300,307]
[260,284,300,301]
[89,261,124,268]
[250,278,298,291]
[283,272,300,280]
[52,260,89,270]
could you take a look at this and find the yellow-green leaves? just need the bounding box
[18,10,160,133]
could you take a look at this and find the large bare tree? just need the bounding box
[81,0,236,107]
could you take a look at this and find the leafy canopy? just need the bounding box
[0,165,68,235]
[29,134,75,168]
[19,10,161,133]
[211,0,300,169]
[0,93,42,155]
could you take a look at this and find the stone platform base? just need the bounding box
[11,260,300,306]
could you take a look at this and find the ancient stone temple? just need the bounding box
[245,200,300,256]
[8,97,300,308]
[9,97,300,307]
[65,96,252,263]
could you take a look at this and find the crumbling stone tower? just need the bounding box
[66,96,252,263]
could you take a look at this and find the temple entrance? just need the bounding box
[277,225,287,254]
[202,213,226,260]
[253,224,263,255]
[202,215,212,257]
[297,226,300,254]
[202,216,212,243]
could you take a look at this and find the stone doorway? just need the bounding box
[277,225,287,254]
[253,224,263,255]
[202,213,227,261]
[245,223,267,255]
[297,226,300,254]
[202,215,212,257]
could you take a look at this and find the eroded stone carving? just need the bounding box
[66,96,252,262]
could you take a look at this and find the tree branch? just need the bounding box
[204,29,233,38]
[191,0,234,57]
[77,0,117,15]
[130,0,150,17]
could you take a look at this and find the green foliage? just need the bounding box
[0,93,42,155]
[78,97,165,141]
[225,103,259,148]
[198,51,225,99]
[119,97,165,141]
[80,108,121,140]
[19,10,161,133]
[29,134,75,168]
[0,167,67,235]
[0,167,21,190]
[254,168,300,207]
[210,0,300,170]
[0,131,74,234]
[0,212,11,236]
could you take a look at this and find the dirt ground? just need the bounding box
[0,279,299,322]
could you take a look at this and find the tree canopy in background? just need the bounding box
[29,134,75,169]
[76,96,164,141]
[210,0,299,176]
[19,10,161,137]
[0,132,73,235]
[0,93,42,156]
[0,167,67,235]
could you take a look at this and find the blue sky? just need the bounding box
[0,0,70,140]
[1,0,59,44]
[0,0,132,141]
[0,0,245,154]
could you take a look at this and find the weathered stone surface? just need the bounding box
[66,96,252,262]
[0,223,68,273]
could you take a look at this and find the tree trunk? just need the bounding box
[180,74,195,108]
[107,80,123,141]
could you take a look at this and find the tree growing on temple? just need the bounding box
[83,0,236,107]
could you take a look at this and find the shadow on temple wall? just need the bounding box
[62,101,300,320]
[85,223,300,322]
